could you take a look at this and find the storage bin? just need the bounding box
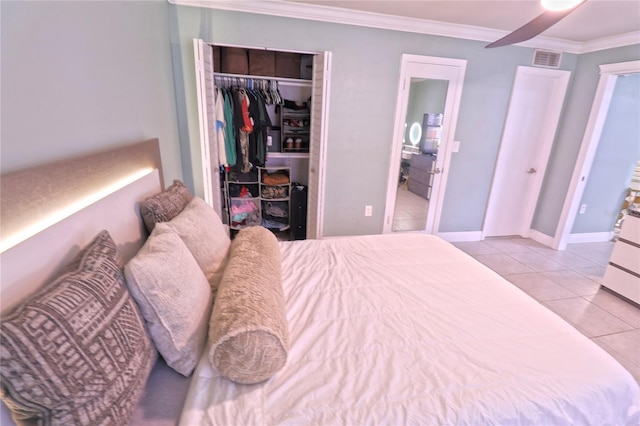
[249,50,276,76]
[220,47,249,74]
[275,52,301,78]
[213,45,222,72]
[300,54,313,80]
[230,198,261,227]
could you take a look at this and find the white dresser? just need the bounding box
[603,213,640,304]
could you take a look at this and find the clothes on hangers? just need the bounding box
[222,90,236,166]
[215,88,227,166]
[214,76,278,172]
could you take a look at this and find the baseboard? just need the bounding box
[528,229,555,248]
[567,231,615,244]
[437,231,483,242]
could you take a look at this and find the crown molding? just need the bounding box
[579,31,640,54]
[170,0,638,54]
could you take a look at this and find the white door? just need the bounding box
[384,55,467,234]
[484,66,570,237]
[307,51,332,239]
[193,39,222,216]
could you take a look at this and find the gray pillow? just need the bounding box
[124,226,213,376]
[208,226,289,384]
[140,179,193,233]
[160,197,231,293]
[0,230,156,426]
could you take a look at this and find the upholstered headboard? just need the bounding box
[0,138,164,312]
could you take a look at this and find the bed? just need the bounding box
[1,139,639,425]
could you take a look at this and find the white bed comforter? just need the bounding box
[179,234,640,425]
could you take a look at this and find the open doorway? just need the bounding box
[383,55,467,234]
[554,60,640,249]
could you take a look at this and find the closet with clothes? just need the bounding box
[193,40,331,240]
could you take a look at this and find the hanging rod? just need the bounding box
[213,72,312,87]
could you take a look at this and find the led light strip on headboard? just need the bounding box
[0,139,163,253]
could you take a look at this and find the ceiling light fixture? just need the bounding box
[541,0,585,11]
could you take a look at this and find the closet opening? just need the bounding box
[193,40,331,241]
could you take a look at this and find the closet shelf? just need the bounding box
[267,152,309,159]
[213,72,312,87]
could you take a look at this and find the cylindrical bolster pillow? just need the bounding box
[208,226,289,384]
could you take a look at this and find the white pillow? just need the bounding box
[158,197,231,291]
[124,227,213,376]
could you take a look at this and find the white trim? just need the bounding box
[383,55,467,235]
[567,231,615,244]
[306,50,332,239]
[437,231,483,243]
[383,60,411,234]
[170,0,639,54]
[553,60,640,250]
[580,32,640,54]
[601,60,640,75]
[192,39,215,209]
[528,229,555,248]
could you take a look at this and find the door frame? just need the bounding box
[483,66,570,238]
[383,54,467,234]
[193,38,220,216]
[192,39,331,239]
[553,60,640,249]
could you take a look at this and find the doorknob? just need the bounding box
[527,168,537,174]
[433,167,442,174]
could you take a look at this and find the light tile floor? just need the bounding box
[452,237,640,384]
[392,186,428,231]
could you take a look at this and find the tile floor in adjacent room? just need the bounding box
[393,187,428,231]
[452,237,640,384]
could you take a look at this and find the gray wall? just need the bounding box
[571,72,640,233]
[169,5,574,237]
[3,1,639,239]
[1,0,181,185]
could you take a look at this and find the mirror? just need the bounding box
[409,122,422,146]
[393,78,448,232]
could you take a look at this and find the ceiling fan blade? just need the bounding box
[485,1,586,48]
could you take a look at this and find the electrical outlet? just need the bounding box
[365,205,373,217]
[579,204,587,214]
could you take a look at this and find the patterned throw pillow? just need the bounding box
[139,179,193,233]
[0,230,156,426]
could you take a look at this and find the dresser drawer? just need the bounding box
[620,215,640,241]
[603,264,640,304]
[609,240,640,275]
[410,154,435,172]
[410,169,432,186]
[408,180,430,199]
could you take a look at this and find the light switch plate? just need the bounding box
[452,141,460,152]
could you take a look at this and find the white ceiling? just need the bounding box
[285,0,640,43]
